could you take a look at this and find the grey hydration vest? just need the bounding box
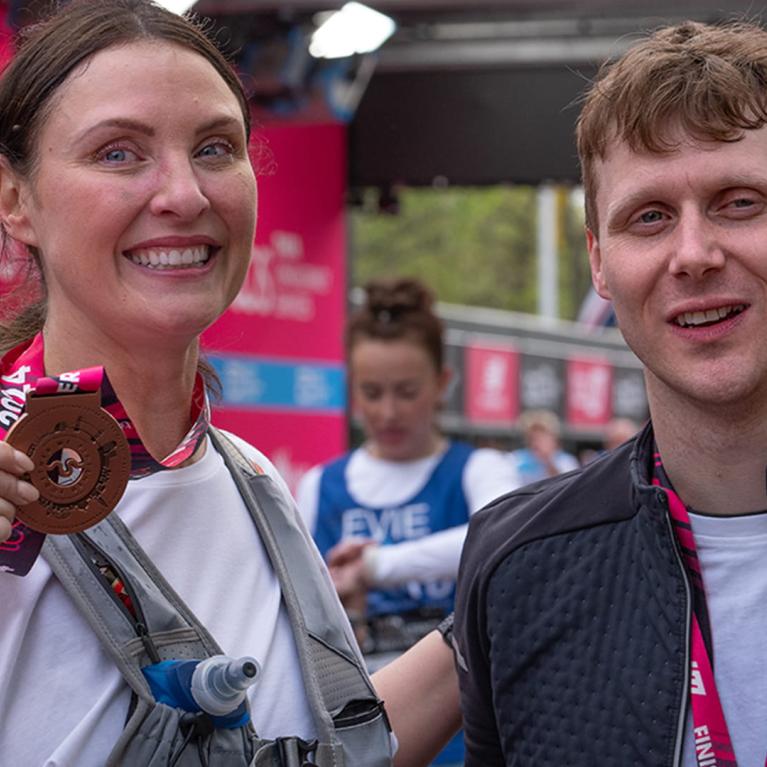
[41,428,393,766]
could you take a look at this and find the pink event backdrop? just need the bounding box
[0,3,11,70]
[203,122,349,493]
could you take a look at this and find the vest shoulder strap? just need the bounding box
[207,429,385,733]
[43,512,223,703]
[42,429,392,766]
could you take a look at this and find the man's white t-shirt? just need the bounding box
[681,510,767,767]
[296,444,517,585]
[0,432,316,766]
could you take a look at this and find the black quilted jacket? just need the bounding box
[455,423,692,766]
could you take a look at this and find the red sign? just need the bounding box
[465,343,519,424]
[566,357,613,428]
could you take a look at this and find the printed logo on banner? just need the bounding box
[232,231,334,322]
[567,357,612,427]
[465,344,519,424]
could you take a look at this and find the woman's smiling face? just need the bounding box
[3,40,257,358]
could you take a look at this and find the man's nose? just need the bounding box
[668,210,725,280]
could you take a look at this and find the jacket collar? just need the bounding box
[629,420,666,513]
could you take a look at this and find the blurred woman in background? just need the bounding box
[298,277,517,766]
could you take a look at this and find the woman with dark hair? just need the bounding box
[298,277,517,766]
[0,2,390,765]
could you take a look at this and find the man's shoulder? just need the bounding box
[460,441,639,586]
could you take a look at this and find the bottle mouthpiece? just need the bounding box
[190,655,261,716]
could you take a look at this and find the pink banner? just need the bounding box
[211,409,345,496]
[465,343,519,425]
[203,122,348,489]
[566,357,613,428]
[0,12,36,323]
[0,3,12,71]
[204,122,347,361]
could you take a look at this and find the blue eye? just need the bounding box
[197,141,233,159]
[638,210,663,224]
[99,146,138,164]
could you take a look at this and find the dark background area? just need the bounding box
[192,0,767,191]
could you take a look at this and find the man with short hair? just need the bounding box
[455,20,767,766]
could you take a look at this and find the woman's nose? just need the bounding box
[149,157,210,220]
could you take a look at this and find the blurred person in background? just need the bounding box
[510,409,580,484]
[297,277,517,766]
[580,417,642,464]
[604,416,641,451]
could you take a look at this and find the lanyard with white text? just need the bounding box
[0,333,210,575]
[653,451,739,767]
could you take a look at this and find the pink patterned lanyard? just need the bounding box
[0,333,210,575]
[653,452,739,767]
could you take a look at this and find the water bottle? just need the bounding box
[142,654,261,728]
[190,655,260,715]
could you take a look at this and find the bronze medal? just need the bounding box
[5,390,131,534]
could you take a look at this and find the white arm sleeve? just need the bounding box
[367,448,520,587]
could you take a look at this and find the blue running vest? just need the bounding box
[314,441,473,618]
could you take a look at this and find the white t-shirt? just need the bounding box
[0,431,316,767]
[296,444,518,586]
[681,510,767,767]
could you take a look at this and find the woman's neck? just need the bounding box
[366,431,446,462]
[42,327,200,462]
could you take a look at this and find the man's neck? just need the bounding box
[651,388,767,516]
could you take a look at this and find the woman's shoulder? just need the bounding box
[212,429,293,499]
[213,429,274,471]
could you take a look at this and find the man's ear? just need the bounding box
[586,228,611,300]
[0,157,38,247]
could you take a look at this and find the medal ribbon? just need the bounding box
[653,451,738,767]
[0,333,210,575]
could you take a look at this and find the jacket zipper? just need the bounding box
[661,497,692,767]
[72,532,161,664]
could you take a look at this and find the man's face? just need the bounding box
[587,126,767,411]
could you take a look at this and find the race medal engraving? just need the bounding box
[5,390,130,534]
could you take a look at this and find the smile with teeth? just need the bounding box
[674,304,746,328]
[128,245,211,269]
